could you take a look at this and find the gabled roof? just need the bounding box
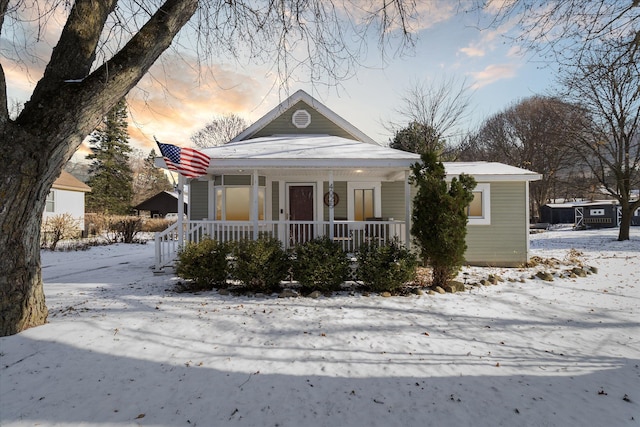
[53,170,91,192]
[231,90,378,145]
[134,191,187,211]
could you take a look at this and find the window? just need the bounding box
[347,182,381,222]
[590,209,605,216]
[45,190,55,213]
[467,183,490,225]
[215,187,264,221]
[354,189,374,221]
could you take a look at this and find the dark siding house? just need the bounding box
[134,191,187,218]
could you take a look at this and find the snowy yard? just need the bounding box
[1,227,639,426]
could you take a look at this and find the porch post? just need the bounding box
[177,174,185,246]
[252,169,259,240]
[404,170,411,249]
[329,170,335,240]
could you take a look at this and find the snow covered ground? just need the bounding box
[1,227,639,427]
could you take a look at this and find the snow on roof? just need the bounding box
[203,135,420,169]
[199,135,541,180]
[442,162,541,181]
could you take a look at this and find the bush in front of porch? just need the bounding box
[356,239,418,293]
[176,238,233,291]
[232,234,290,293]
[291,237,350,294]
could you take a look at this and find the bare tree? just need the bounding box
[388,77,473,159]
[561,40,640,240]
[191,114,248,148]
[0,0,417,336]
[469,96,587,221]
[481,0,639,66]
[130,149,173,206]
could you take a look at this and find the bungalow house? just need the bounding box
[43,170,91,233]
[155,90,540,269]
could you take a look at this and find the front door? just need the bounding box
[288,185,314,244]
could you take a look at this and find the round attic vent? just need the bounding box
[292,109,311,129]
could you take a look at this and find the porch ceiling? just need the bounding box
[207,166,408,181]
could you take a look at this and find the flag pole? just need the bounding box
[177,174,185,248]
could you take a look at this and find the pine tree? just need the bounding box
[410,151,476,288]
[390,121,443,155]
[85,99,134,214]
[131,149,173,206]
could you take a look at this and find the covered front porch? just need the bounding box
[154,168,415,269]
[154,218,408,270]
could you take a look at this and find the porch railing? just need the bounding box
[154,220,406,270]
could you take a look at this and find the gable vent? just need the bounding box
[292,109,311,129]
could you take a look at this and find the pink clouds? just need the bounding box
[468,63,519,89]
[125,55,264,152]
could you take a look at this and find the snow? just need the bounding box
[1,227,639,426]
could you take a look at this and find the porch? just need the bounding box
[154,219,407,270]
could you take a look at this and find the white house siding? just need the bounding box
[465,181,528,267]
[43,189,87,231]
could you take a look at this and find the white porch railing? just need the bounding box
[154,220,406,270]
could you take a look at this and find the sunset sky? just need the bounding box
[3,2,554,161]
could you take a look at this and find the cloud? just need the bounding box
[459,46,485,57]
[125,54,265,153]
[467,63,520,89]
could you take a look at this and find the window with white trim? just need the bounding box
[215,187,265,221]
[354,189,374,221]
[467,183,490,225]
[347,182,381,222]
[45,190,55,213]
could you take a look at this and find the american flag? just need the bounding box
[156,141,210,178]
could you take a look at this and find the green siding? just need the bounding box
[253,101,357,140]
[322,181,348,220]
[464,181,528,267]
[223,175,251,185]
[381,181,406,221]
[190,180,209,220]
[271,181,280,219]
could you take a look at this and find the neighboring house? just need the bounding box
[540,202,579,225]
[43,170,91,231]
[155,90,540,269]
[134,191,187,219]
[542,200,640,228]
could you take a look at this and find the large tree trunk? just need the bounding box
[0,127,61,334]
[0,0,197,336]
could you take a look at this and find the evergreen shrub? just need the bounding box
[292,237,350,293]
[356,239,418,293]
[176,237,232,291]
[232,234,290,293]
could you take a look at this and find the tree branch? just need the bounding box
[27,0,118,107]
